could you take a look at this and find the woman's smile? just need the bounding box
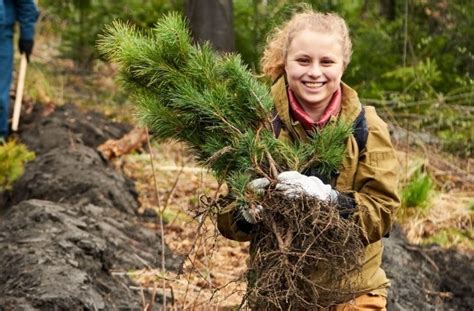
[302,81,326,89]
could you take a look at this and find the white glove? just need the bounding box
[275,171,338,202]
[247,177,271,194]
[242,177,270,224]
[240,205,264,224]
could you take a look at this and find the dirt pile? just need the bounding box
[18,103,131,154]
[0,200,172,309]
[0,104,180,310]
[9,144,138,214]
[383,225,473,310]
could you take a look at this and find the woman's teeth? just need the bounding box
[304,82,324,88]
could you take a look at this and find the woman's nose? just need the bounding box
[307,63,322,77]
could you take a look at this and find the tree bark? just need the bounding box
[185,0,235,52]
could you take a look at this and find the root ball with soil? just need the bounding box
[244,193,365,309]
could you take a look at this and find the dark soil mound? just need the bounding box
[18,103,131,153]
[384,226,474,311]
[431,247,474,308]
[0,199,179,309]
[10,144,138,215]
[0,103,179,310]
[5,103,138,214]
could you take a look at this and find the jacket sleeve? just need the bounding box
[351,107,400,245]
[14,0,39,40]
[216,198,254,242]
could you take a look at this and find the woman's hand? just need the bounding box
[276,171,337,202]
[247,171,338,202]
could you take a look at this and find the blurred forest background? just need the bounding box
[35,0,473,157]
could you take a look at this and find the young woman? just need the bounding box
[218,9,399,310]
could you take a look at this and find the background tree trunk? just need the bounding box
[380,0,397,20]
[185,0,235,52]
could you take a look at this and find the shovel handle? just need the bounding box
[12,54,28,132]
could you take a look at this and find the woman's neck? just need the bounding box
[299,98,331,123]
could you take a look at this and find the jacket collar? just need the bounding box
[287,86,342,130]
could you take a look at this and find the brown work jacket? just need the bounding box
[217,76,400,303]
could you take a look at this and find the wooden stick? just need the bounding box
[12,54,28,132]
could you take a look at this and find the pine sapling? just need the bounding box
[98,13,364,308]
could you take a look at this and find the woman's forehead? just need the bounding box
[287,30,343,53]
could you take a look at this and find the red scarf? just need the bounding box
[288,86,341,130]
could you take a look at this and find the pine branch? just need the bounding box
[98,13,352,199]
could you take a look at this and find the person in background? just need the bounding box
[0,0,39,140]
[217,8,400,310]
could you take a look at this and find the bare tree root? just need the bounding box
[244,194,365,310]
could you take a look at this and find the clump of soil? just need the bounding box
[0,103,180,309]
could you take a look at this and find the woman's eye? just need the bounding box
[322,59,335,65]
[297,58,310,64]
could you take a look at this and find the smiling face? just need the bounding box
[285,29,345,113]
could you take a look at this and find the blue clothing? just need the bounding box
[0,25,13,137]
[0,0,38,137]
[0,0,39,40]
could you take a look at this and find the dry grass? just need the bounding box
[395,146,473,251]
[19,20,136,123]
[400,192,473,250]
[119,141,250,309]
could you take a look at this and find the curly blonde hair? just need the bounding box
[261,9,352,81]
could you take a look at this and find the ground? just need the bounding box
[0,100,472,310]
